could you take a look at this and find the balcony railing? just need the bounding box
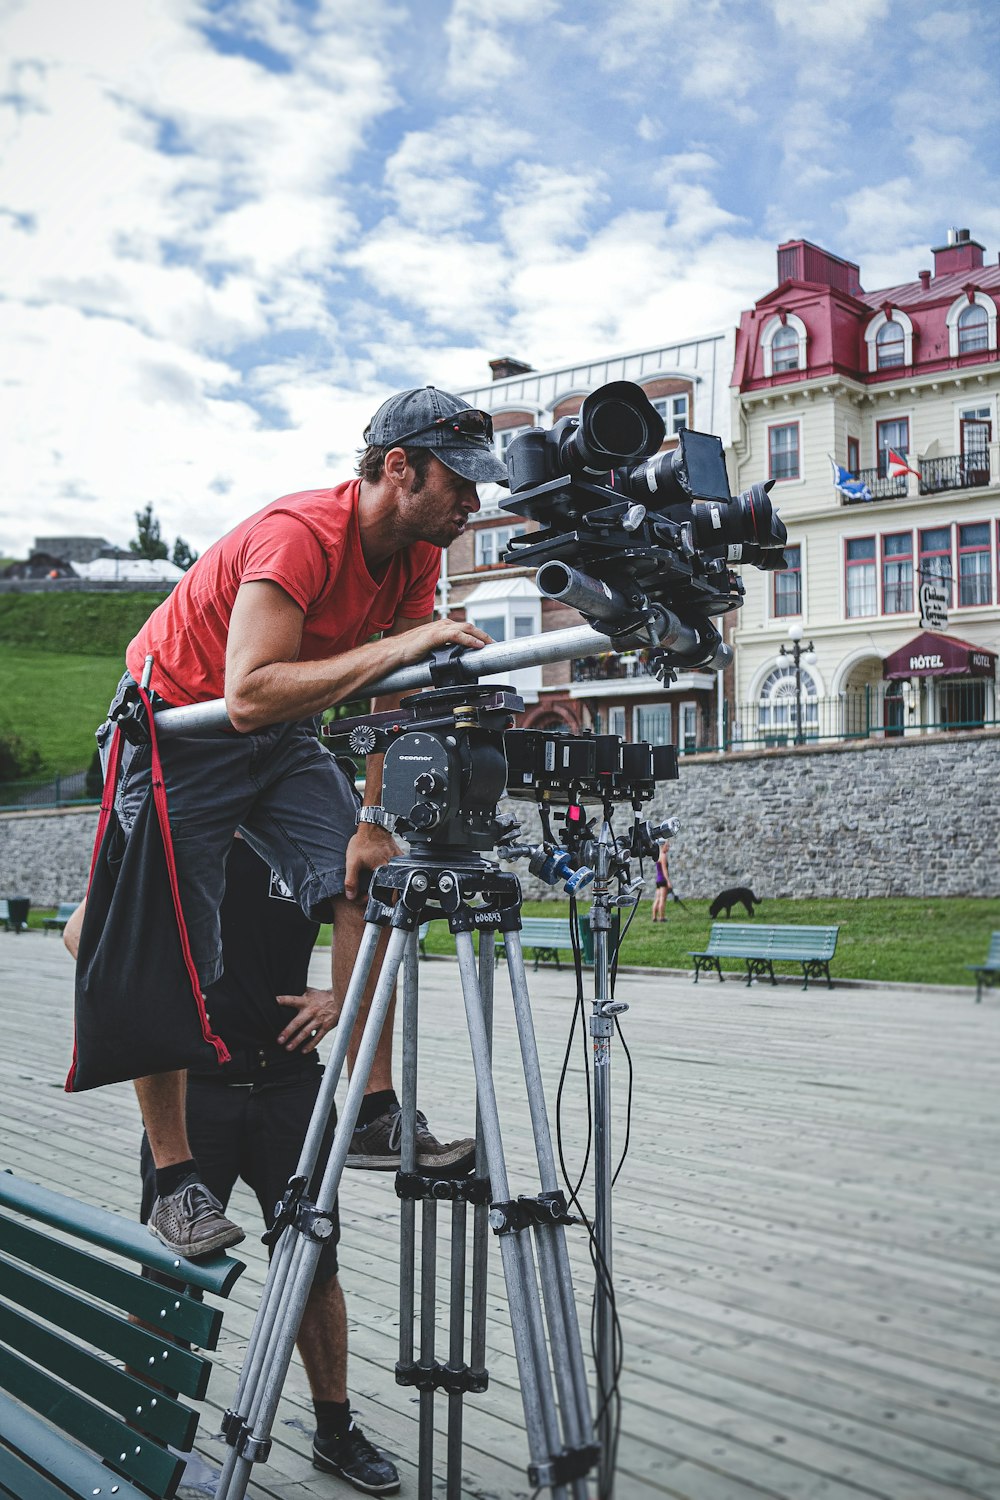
[919,455,990,495]
[839,455,992,504]
[572,654,656,683]
[847,468,907,502]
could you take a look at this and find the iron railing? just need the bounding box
[850,467,907,501]
[572,654,656,683]
[0,769,94,812]
[919,454,990,495]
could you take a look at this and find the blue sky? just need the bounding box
[1,0,998,556]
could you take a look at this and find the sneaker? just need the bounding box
[312,1420,400,1495]
[147,1174,245,1258]
[345,1108,475,1174]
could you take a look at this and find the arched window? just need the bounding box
[957,302,989,355]
[876,320,905,369]
[865,308,914,373]
[945,291,997,357]
[757,664,819,740]
[761,313,807,377]
[771,324,800,372]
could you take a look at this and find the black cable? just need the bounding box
[551,821,630,1493]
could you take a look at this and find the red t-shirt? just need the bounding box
[126,481,441,706]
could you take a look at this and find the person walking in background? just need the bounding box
[651,840,671,923]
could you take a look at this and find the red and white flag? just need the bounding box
[887,448,920,480]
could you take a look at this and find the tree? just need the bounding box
[171,536,199,570]
[0,731,42,784]
[129,503,169,560]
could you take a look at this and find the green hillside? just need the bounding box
[0,592,164,776]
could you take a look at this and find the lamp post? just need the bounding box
[779,622,817,746]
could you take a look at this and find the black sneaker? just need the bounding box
[312,1420,400,1495]
[147,1174,245,1258]
[345,1107,475,1174]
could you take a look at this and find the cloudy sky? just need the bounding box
[2,0,998,558]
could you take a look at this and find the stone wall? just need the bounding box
[3,730,998,906]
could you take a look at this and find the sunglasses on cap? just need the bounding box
[387,407,494,446]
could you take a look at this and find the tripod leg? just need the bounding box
[453,932,571,1500]
[398,928,418,1376]
[469,928,493,1385]
[503,932,594,1500]
[217,919,385,1483]
[216,923,410,1500]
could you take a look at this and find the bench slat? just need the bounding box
[0,1175,242,1298]
[0,1256,209,1401]
[0,1395,152,1500]
[0,1446,70,1500]
[0,1353,182,1498]
[0,1215,221,1350]
[0,1303,197,1451]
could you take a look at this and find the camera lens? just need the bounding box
[555,380,665,474]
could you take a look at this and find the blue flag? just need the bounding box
[829,456,873,502]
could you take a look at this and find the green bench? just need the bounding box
[967,931,1000,1004]
[497,917,578,971]
[42,903,79,936]
[0,1171,244,1500]
[691,923,840,990]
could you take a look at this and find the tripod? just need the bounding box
[214,848,600,1500]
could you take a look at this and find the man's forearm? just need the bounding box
[226,639,410,729]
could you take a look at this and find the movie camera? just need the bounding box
[500,378,787,675]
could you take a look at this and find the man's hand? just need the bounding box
[385,617,492,669]
[344,823,400,902]
[276,987,341,1053]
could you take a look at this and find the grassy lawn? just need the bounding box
[24,895,997,987]
[0,650,124,776]
[406,895,1000,990]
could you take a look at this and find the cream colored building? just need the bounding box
[730,233,1000,744]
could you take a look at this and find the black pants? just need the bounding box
[140,1062,340,1281]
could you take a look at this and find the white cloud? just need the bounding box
[443,0,559,91]
[772,0,889,40]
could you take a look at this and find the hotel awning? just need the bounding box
[883,631,997,680]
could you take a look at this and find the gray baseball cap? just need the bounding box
[364,386,508,484]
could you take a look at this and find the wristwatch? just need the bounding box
[356,805,395,830]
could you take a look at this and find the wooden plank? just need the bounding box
[2,930,999,1499]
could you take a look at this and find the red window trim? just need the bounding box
[772,544,801,617]
[767,419,800,482]
[957,521,993,609]
[844,534,877,618]
[880,530,914,616]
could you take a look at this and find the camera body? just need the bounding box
[500,381,786,670]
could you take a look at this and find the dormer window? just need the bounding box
[771,324,800,372]
[865,308,914,373]
[945,291,996,357]
[876,320,905,368]
[761,313,807,377]
[958,302,989,354]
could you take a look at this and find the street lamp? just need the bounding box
[779,622,817,746]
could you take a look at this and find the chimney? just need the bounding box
[776,239,862,295]
[932,228,985,278]
[489,357,533,382]
[918,269,931,290]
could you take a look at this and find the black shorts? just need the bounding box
[139,1063,340,1281]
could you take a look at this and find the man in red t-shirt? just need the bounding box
[86,386,508,1256]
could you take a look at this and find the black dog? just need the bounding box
[709,887,761,920]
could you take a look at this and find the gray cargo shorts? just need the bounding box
[98,674,361,988]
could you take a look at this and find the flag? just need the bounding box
[887,448,920,480]
[829,456,873,503]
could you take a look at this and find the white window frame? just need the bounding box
[760,312,808,377]
[865,308,914,372]
[464,592,542,700]
[651,393,689,436]
[474,524,524,569]
[635,704,672,746]
[608,706,627,739]
[946,292,997,357]
[679,703,698,753]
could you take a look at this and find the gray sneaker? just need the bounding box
[148,1174,245,1258]
[346,1108,475,1174]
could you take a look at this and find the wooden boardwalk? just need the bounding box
[1,929,999,1499]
